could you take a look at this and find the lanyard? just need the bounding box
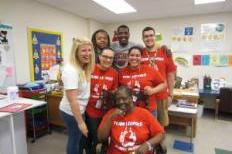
[145,50,157,67]
[98,71,107,97]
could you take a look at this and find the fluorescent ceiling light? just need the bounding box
[92,0,136,14]
[195,0,226,5]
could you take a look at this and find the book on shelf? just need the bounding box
[0,103,32,112]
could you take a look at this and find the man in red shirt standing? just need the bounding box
[142,27,176,153]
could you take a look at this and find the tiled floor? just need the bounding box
[28,110,232,154]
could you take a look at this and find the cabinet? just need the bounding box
[47,93,65,127]
[219,88,232,113]
[19,88,50,142]
[26,104,50,142]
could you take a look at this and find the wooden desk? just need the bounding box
[169,88,199,137]
[168,104,197,143]
[47,93,65,127]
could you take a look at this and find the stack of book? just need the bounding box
[176,100,197,109]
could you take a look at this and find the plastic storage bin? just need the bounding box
[19,88,50,142]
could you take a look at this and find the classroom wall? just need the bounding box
[87,19,104,38]
[105,12,232,86]
[0,0,231,85]
[0,0,103,83]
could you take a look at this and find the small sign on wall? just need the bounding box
[200,23,225,52]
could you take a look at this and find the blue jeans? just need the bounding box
[85,112,101,154]
[60,110,83,154]
[79,112,102,154]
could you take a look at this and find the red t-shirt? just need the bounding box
[119,65,164,111]
[86,65,118,118]
[98,107,164,154]
[142,48,176,100]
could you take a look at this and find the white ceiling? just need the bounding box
[36,0,232,23]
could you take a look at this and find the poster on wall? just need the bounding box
[0,24,16,88]
[174,54,192,67]
[28,28,63,81]
[192,54,231,67]
[171,26,194,53]
[200,23,225,52]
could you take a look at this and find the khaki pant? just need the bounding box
[157,99,169,127]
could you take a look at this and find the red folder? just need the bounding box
[0,103,32,112]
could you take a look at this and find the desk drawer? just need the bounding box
[169,115,192,126]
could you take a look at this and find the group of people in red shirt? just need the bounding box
[60,25,176,154]
[84,25,176,154]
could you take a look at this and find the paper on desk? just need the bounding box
[0,103,32,112]
[174,91,199,96]
[181,91,199,96]
[168,104,198,114]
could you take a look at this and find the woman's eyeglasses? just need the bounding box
[101,55,114,60]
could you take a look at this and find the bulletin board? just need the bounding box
[169,22,232,87]
[28,28,63,81]
[172,23,231,68]
[0,23,16,88]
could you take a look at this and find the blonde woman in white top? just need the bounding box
[59,38,95,154]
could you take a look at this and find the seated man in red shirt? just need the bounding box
[98,86,165,154]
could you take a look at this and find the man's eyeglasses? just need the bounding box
[143,34,155,38]
[101,55,114,60]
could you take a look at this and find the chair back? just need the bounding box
[219,87,232,113]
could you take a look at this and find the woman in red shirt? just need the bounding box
[84,47,118,154]
[98,86,164,154]
[118,46,166,116]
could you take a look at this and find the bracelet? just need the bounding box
[78,122,85,128]
[145,141,152,151]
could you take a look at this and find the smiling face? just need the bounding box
[115,89,133,113]
[76,44,92,65]
[95,32,109,50]
[118,27,130,47]
[99,48,114,70]
[143,29,155,49]
[128,48,142,68]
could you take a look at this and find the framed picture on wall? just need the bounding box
[28,28,63,81]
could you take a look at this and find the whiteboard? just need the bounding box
[0,24,16,88]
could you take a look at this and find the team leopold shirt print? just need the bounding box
[99,107,164,154]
